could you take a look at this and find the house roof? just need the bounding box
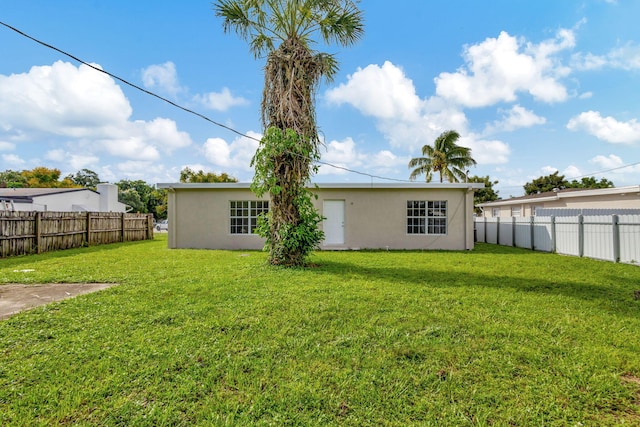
[157,182,485,190]
[0,187,95,201]
[478,185,640,207]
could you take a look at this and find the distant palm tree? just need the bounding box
[408,130,477,183]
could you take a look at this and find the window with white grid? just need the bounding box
[230,200,269,234]
[407,200,447,235]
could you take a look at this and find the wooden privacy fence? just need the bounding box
[475,214,640,264]
[0,211,154,258]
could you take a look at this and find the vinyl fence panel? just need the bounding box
[485,218,498,244]
[498,219,513,246]
[475,219,486,243]
[514,217,532,249]
[475,214,639,264]
[554,216,581,257]
[619,214,640,264]
[532,216,553,252]
[582,215,615,262]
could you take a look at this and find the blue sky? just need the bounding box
[1,1,639,196]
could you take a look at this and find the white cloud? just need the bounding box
[578,91,593,99]
[0,61,131,137]
[203,131,261,171]
[567,111,640,144]
[589,154,640,178]
[202,138,231,167]
[136,118,191,152]
[141,61,184,97]
[45,149,66,162]
[326,61,422,121]
[563,165,582,178]
[572,42,640,71]
[326,61,511,165]
[317,137,407,177]
[434,29,574,107]
[115,161,169,181]
[540,165,559,175]
[572,52,608,71]
[194,87,249,111]
[141,62,248,112]
[325,62,460,149]
[484,104,546,134]
[45,149,99,171]
[589,154,624,169]
[101,137,160,161]
[0,141,15,151]
[459,135,511,165]
[0,61,193,162]
[2,154,25,167]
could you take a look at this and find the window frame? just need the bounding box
[406,200,448,235]
[229,200,269,235]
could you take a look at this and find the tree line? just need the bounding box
[0,166,237,219]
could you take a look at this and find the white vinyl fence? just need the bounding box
[475,214,640,264]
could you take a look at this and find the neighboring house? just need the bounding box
[156,182,484,251]
[0,183,128,212]
[477,185,640,218]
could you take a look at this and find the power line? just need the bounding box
[568,160,640,180]
[0,20,413,183]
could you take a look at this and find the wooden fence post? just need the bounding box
[121,213,125,242]
[148,214,154,240]
[86,212,91,246]
[496,217,500,245]
[35,211,42,254]
[512,216,516,247]
[612,214,620,263]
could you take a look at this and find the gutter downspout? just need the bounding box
[168,187,176,249]
[466,187,474,250]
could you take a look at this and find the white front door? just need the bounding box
[323,200,345,245]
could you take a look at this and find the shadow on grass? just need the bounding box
[308,258,640,318]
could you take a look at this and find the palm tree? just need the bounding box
[214,0,364,265]
[408,130,477,183]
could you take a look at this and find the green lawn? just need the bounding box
[1,236,639,426]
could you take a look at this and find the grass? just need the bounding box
[0,235,639,426]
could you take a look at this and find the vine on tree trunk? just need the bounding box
[251,127,324,266]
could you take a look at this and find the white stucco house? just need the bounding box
[156,182,484,251]
[478,185,640,218]
[0,183,128,212]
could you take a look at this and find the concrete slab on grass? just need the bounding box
[0,283,116,320]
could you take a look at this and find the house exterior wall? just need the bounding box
[167,188,267,250]
[33,191,100,212]
[165,185,478,251]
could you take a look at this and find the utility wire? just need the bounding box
[0,20,413,183]
[567,160,640,180]
[5,20,631,186]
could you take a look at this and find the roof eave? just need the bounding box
[157,182,486,190]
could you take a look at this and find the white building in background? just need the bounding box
[477,185,640,218]
[0,183,129,213]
